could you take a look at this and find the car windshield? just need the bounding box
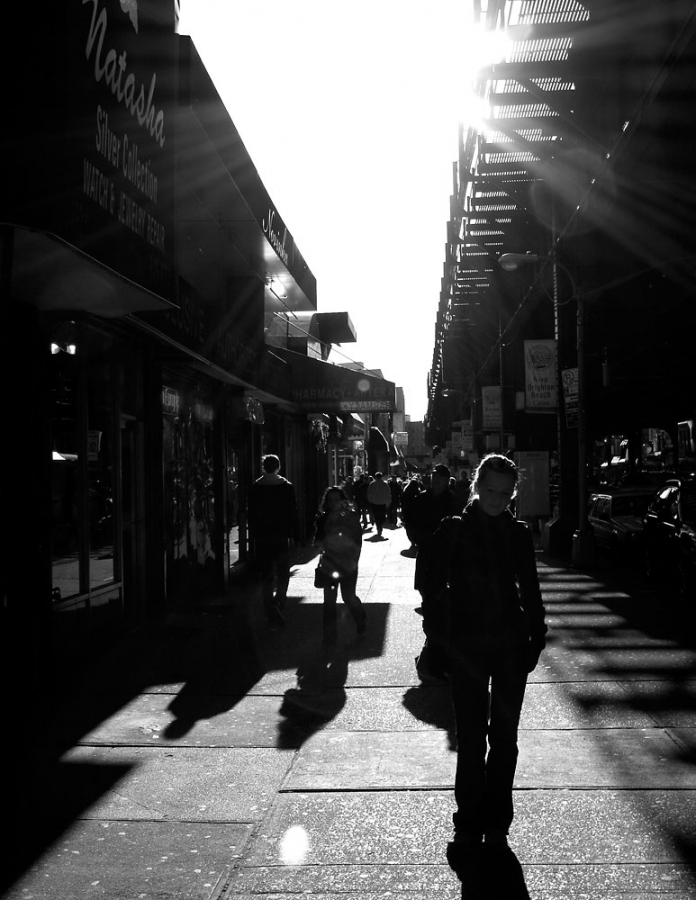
[612,495,651,517]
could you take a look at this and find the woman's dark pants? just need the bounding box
[323,572,365,643]
[450,648,528,837]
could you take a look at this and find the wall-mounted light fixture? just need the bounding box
[50,321,78,356]
[50,342,77,355]
[266,276,288,301]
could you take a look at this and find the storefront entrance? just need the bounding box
[162,374,221,604]
[49,322,144,644]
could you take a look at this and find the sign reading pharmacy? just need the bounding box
[291,361,396,412]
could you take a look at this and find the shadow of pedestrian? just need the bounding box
[447,843,531,899]
[402,683,457,750]
[277,646,349,749]
[162,608,266,739]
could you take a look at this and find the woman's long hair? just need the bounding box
[319,485,348,513]
[469,453,520,501]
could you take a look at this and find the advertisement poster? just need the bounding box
[562,367,579,429]
[481,385,502,430]
[524,340,557,411]
[514,451,551,517]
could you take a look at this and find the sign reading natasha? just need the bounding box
[7,0,176,301]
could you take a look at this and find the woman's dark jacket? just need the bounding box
[313,505,362,577]
[422,500,547,667]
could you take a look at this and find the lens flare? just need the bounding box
[279,825,310,865]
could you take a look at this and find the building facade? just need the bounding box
[2,0,395,675]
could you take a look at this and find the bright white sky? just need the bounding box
[177,1,483,420]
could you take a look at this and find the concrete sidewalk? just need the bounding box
[4,523,696,899]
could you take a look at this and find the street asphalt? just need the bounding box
[4,522,696,899]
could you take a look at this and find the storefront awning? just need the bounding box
[273,348,396,413]
[340,412,364,437]
[3,224,178,318]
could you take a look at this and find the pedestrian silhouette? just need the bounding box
[248,454,299,629]
[423,453,547,859]
[409,464,464,680]
[366,471,391,537]
[400,475,423,555]
[313,486,367,646]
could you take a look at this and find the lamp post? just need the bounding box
[499,252,597,568]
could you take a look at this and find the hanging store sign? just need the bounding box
[162,386,180,416]
[524,340,557,411]
[285,353,396,413]
[562,367,579,429]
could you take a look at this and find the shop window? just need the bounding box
[50,324,117,603]
[162,381,217,600]
[226,449,241,567]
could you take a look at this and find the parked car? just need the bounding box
[587,489,654,557]
[642,478,696,598]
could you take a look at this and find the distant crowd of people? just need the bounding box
[247,462,482,635]
[247,452,547,860]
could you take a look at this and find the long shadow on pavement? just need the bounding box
[5,575,388,894]
[538,554,696,878]
[447,842,531,899]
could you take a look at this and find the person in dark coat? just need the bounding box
[248,454,299,628]
[354,474,371,528]
[422,453,547,854]
[341,475,356,504]
[410,464,465,597]
[366,471,391,537]
[387,475,403,527]
[400,475,423,553]
[409,464,465,680]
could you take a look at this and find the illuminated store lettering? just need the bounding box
[83,0,166,148]
[262,208,289,265]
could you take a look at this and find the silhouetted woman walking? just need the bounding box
[313,486,367,646]
[423,453,547,853]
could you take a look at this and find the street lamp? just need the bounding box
[498,252,597,569]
